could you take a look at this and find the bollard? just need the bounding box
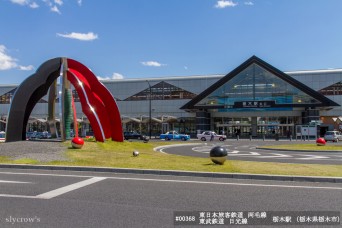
[236,135,239,141]
[263,134,265,141]
[275,133,279,141]
[249,135,252,141]
[210,146,228,165]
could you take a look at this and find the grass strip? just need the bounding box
[1,141,341,177]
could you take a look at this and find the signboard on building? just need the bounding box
[296,125,318,139]
[233,101,275,108]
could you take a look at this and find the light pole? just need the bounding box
[146,80,152,139]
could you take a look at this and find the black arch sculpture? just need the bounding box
[6,58,61,142]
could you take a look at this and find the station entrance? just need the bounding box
[215,116,297,139]
[181,56,339,138]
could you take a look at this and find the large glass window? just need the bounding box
[0,89,16,104]
[125,81,197,101]
[319,81,342,95]
[0,88,47,104]
[195,64,321,108]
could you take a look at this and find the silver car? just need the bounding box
[324,131,342,142]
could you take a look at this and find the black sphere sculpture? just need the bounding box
[210,146,228,165]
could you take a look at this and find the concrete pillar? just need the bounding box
[251,117,257,136]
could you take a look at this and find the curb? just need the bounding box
[0,164,341,183]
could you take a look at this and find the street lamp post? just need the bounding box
[146,80,152,139]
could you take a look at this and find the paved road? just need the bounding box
[0,168,341,227]
[155,140,342,164]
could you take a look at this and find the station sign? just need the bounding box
[233,101,275,108]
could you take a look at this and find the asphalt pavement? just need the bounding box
[155,139,342,165]
[0,168,341,228]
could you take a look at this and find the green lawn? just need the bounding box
[1,140,341,177]
[39,141,342,177]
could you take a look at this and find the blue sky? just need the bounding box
[1,0,342,84]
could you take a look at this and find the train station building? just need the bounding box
[1,56,342,138]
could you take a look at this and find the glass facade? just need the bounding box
[195,63,321,110]
[213,116,300,138]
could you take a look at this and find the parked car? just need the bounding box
[0,131,5,142]
[197,131,227,141]
[160,131,190,141]
[124,131,148,141]
[26,131,51,140]
[324,131,342,142]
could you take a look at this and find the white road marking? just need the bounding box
[228,151,261,156]
[156,144,340,161]
[257,153,292,158]
[0,171,341,192]
[102,176,342,190]
[36,177,106,199]
[158,149,167,154]
[192,146,338,160]
[192,146,213,153]
[0,180,32,184]
[0,194,37,199]
[155,143,203,154]
[154,143,202,151]
[296,155,330,160]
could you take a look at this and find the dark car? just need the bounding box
[124,132,148,141]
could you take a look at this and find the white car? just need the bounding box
[197,131,226,141]
[324,131,342,142]
[0,131,5,142]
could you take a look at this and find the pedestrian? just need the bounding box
[210,131,214,141]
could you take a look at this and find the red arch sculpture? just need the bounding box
[5,57,124,142]
[67,59,123,142]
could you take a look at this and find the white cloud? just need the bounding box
[10,0,66,13]
[10,0,29,6]
[97,76,109,80]
[54,0,63,5]
[0,45,35,71]
[29,2,39,8]
[10,0,41,9]
[141,61,166,67]
[244,1,254,6]
[0,45,18,70]
[111,73,124,79]
[97,72,124,81]
[10,0,80,13]
[50,5,61,14]
[18,65,34,71]
[215,0,238,8]
[57,32,98,41]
